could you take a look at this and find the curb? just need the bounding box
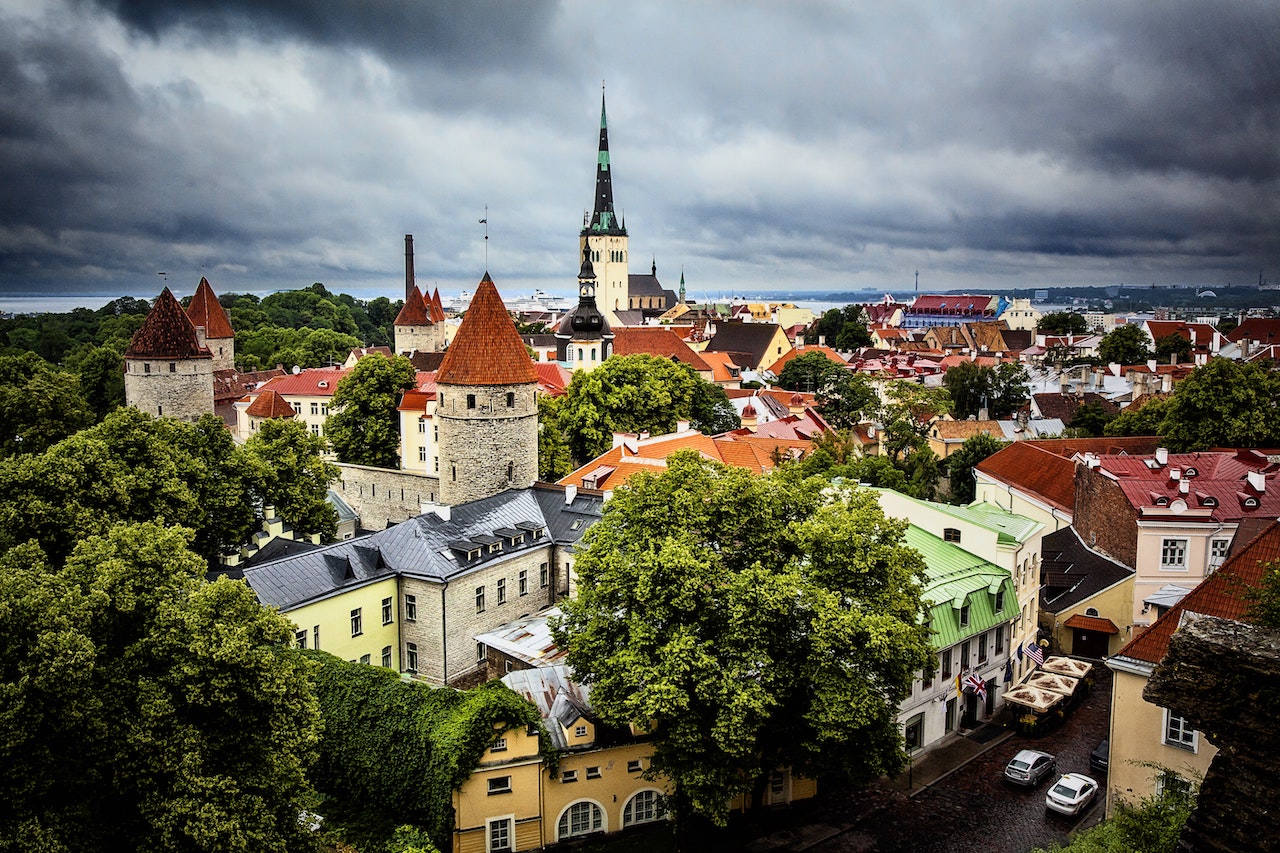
[905,730,1016,798]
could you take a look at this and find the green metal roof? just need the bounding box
[903,525,1017,649]
[872,488,1041,545]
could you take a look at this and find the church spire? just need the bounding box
[583,87,625,236]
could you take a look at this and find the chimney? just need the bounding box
[818,335,826,347]
[796,334,806,348]
[564,485,578,504]
[676,419,691,432]
[1155,447,1169,466]
[1179,479,1190,495]
[1161,374,1172,393]
[1147,359,1158,372]
[404,234,415,303]
[1247,470,1266,493]
[421,502,451,522]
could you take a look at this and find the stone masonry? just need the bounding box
[436,382,538,505]
[334,463,441,530]
[124,357,214,421]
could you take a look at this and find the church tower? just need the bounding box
[579,90,629,320]
[124,287,214,421]
[435,273,539,505]
[186,276,236,371]
[555,244,614,371]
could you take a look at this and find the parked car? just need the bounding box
[1004,749,1057,787]
[1090,739,1109,775]
[1045,773,1099,816]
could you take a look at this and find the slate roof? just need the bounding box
[475,607,568,668]
[395,286,434,325]
[1039,526,1134,614]
[125,288,211,359]
[186,277,235,338]
[1112,519,1280,667]
[244,485,602,611]
[704,322,787,370]
[436,274,539,386]
[244,389,296,419]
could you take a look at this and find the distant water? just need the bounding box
[0,295,129,314]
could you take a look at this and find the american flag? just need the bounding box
[964,673,987,702]
[1024,642,1044,666]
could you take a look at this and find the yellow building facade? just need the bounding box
[284,576,400,670]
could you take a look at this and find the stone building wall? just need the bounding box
[124,357,214,421]
[436,381,538,505]
[1072,464,1138,568]
[394,323,444,356]
[206,335,235,372]
[333,463,441,530]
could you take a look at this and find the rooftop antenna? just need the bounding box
[479,206,489,269]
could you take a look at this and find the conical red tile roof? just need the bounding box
[395,286,433,325]
[186,276,235,338]
[436,273,537,386]
[430,287,446,322]
[125,287,211,359]
[244,389,296,419]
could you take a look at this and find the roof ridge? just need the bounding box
[436,274,538,386]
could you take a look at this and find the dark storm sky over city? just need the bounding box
[2,0,1278,301]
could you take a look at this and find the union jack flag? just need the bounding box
[1024,642,1044,666]
[964,673,987,702]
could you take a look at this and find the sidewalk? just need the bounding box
[887,723,1015,797]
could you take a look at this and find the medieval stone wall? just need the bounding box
[436,381,538,505]
[1072,465,1138,568]
[394,323,444,356]
[333,463,441,530]
[124,357,214,421]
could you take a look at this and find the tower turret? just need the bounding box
[124,287,214,421]
[186,276,236,371]
[555,245,614,371]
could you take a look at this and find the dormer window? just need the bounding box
[943,528,961,543]
[959,602,971,627]
[1184,467,1198,478]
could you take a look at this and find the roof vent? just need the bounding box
[1197,492,1218,508]
[318,380,329,388]
[1184,466,1198,478]
[1155,447,1169,466]
[1247,470,1266,493]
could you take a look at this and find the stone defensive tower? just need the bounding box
[394,285,446,355]
[185,276,236,371]
[434,273,539,505]
[124,287,214,421]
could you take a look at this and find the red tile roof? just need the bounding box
[534,362,572,396]
[611,327,711,371]
[186,277,235,339]
[974,441,1078,511]
[764,345,846,374]
[1227,317,1280,344]
[1095,450,1280,521]
[395,286,433,325]
[430,288,446,323]
[1062,613,1119,634]
[254,367,349,397]
[245,389,296,419]
[436,274,538,386]
[125,288,211,359]
[1115,519,1280,665]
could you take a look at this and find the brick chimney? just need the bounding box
[405,234,415,303]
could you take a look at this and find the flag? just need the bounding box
[1016,642,1024,661]
[955,674,962,696]
[964,673,987,702]
[1003,659,1014,684]
[1025,642,1044,666]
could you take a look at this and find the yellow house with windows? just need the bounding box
[277,572,400,669]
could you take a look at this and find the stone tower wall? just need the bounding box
[124,357,214,421]
[436,381,538,505]
[395,323,445,356]
[580,233,629,315]
[205,335,235,371]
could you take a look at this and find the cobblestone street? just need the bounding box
[760,662,1112,853]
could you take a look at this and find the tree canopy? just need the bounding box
[0,351,95,457]
[1157,358,1280,451]
[941,362,1029,419]
[945,433,1007,504]
[776,350,845,392]
[555,355,740,465]
[0,522,321,852]
[1037,311,1089,336]
[553,453,933,822]
[816,371,879,429]
[1098,324,1154,365]
[1154,332,1193,363]
[806,305,872,350]
[325,353,418,468]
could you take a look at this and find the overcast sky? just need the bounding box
[2,0,1278,304]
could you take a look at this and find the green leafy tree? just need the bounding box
[554,453,933,824]
[806,304,871,350]
[64,342,126,418]
[1154,332,1193,363]
[557,355,723,464]
[241,419,340,540]
[943,362,1029,420]
[1105,395,1171,438]
[0,352,95,457]
[1246,561,1280,627]
[1037,311,1089,335]
[536,394,573,481]
[689,380,741,434]
[325,353,417,468]
[0,522,321,853]
[881,381,952,462]
[1098,324,1154,365]
[1158,358,1280,451]
[777,350,844,392]
[945,433,1007,504]
[1068,401,1116,437]
[816,371,879,429]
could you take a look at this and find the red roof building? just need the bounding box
[125,287,211,360]
[436,275,539,387]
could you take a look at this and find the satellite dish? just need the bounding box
[292,365,301,375]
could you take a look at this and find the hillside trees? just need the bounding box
[0,352,95,457]
[325,352,418,468]
[554,453,933,823]
[0,522,321,852]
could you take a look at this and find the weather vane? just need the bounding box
[479,205,489,269]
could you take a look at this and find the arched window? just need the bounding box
[590,347,597,361]
[622,789,667,827]
[557,800,604,839]
[1085,607,1099,617]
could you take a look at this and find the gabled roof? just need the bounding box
[1039,526,1134,614]
[186,277,235,339]
[436,274,538,386]
[244,389,296,419]
[533,362,572,396]
[696,350,743,383]
[974,441,1079,512]
[395,286,433,325]
[125,288,212,359]
[253,367,349,398]
[704,322,788,369]
[1227,317,1280,344]
[763,345,846,375]
[1112,519,1280,667]
[610,327,711,371]
[1093,450,1280,521]
[213,368,287,405]
[905,525,1016,649]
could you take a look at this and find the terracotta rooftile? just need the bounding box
[245,389,297,419]
[435,274,538,386]
[125,288,211,360]
[395,286,433,325]
[186,277,235,339]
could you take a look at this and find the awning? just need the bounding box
[1026,671,1082,697]
[1041,656,1093,679]
[1143,584,1192,609]
[1063,614,1120,635]
[1003,685,1065,713]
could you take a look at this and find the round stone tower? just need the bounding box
[124,287,214,421]
[435,273,539,505]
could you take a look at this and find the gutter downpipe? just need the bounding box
[441,579,449,684]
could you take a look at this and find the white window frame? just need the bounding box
[622,789,667,827]
[1163,708,1198,752]
[487,815,514,852]
[556,800,605,840]
[1160,538,1189,570]
[487,776,512,795]
[1208,537,1231,572]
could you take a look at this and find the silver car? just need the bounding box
[1045,773,1099,815]
[1004,749,1056,787]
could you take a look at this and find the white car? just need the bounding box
[1045,773,1099,816]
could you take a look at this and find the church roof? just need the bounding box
[395,286,433,325]
[436,273,538,386]
[430,288,446,323]
[245,389,297,419]
[186,277,235,339]
[582,91,625,237]
[125,287,212,359]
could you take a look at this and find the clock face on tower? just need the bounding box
[580,285,592,297]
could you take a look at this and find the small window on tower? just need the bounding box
[467,394,476,409]
[169,362,176,372]
[507,392,515,407]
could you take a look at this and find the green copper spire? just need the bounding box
[583,88,625,236]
